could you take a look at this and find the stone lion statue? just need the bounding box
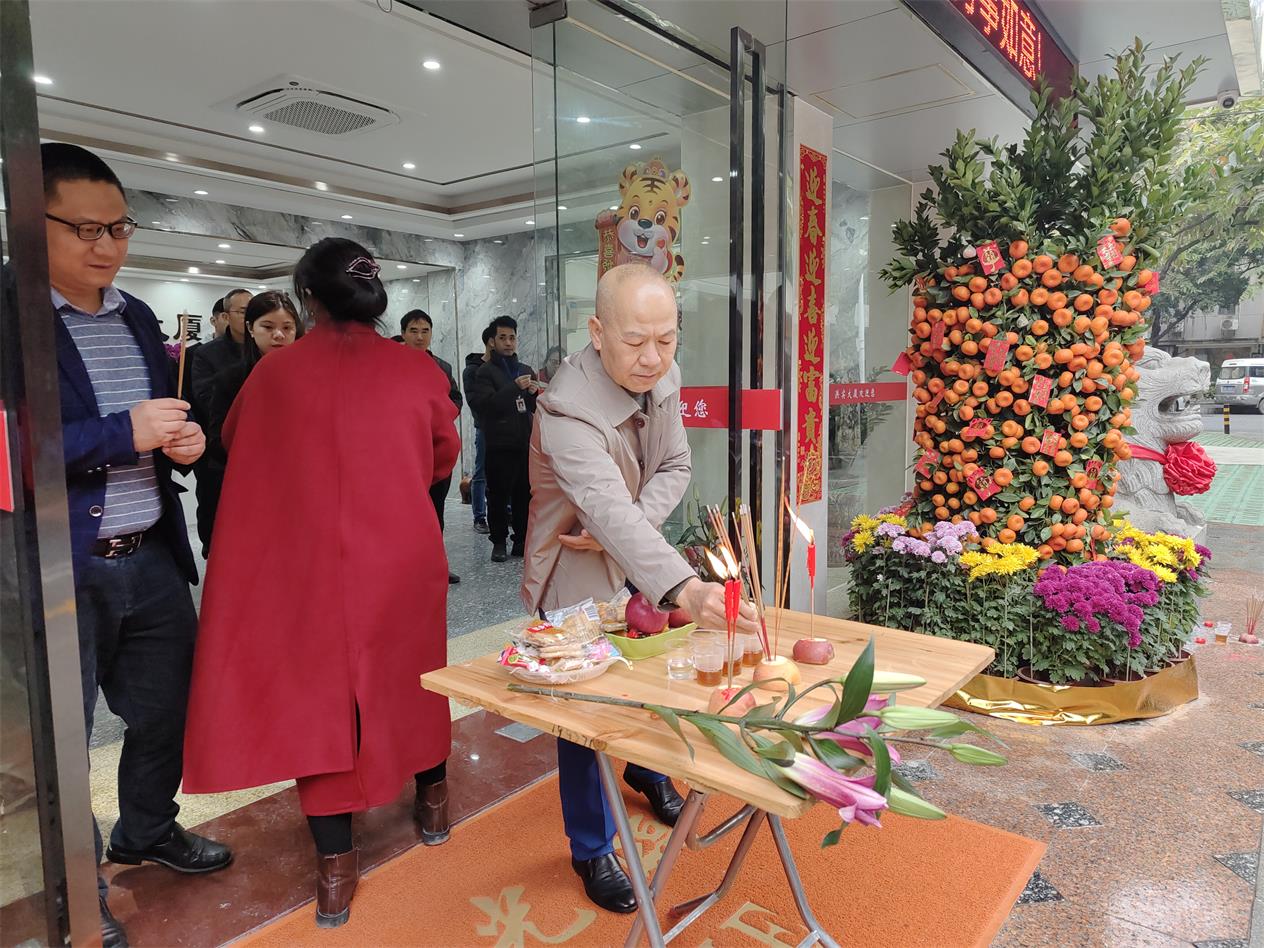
[1115,346,1212,540]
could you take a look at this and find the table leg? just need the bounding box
[768,815,841,948]
[664,807,762,935]
[595,751,664,948]
[623,790,707,948]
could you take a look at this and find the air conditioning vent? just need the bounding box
[1221,318,1239,330]
[227,76,399,138]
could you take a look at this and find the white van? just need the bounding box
[1214,357,1264,412]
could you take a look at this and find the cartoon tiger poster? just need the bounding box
[594,158,691,283]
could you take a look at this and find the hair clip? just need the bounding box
[346,256,381,280]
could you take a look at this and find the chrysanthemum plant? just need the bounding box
[509,639,1006,845]
[880,41,1216,564]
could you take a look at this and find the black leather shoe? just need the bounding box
[107,823,232,874]
[571,853,637,913]
[448,572,461,584]
[510,542,525,558]
[491,543,508,563]
[624,771,685,826]
[100,895,129,948]
[473,519,489,534]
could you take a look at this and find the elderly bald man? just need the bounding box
[521,263,761,913]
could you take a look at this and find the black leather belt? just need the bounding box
[91,531,145,558]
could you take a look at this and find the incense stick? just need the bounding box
[175,310,189,398]
[736,505,771,658]
[771,463,790,658]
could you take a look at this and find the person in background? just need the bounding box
[183,238,459,929]
[522,264,761,913]
[189,286,251,555]
[462,324,495,534]
[468,315,538,563]
[210,297,228,339]
[538,344,565,385]
[34,142,231,948]
[402,309,462,584]
[200,291,303,548]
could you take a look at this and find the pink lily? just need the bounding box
[774,753,888,827]
[794,697,901,764]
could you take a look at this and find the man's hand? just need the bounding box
[557,529,603,552]
[677,577,760,635]
[514,374,534,391]
[161,421,206,465]
[131,398,190,452]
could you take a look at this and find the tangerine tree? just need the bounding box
[880,41,1212,561]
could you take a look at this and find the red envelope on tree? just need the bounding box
[1096,235,1123,268]
[984,340,1010,375]
[1029,374,1054,407]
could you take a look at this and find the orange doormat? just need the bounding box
[239,776,1043,948]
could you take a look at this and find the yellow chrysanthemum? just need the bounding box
[959,542,1040,581]
[852,530,875,553]
[851,514,880,533]
[1109,522,1200,583]
[876,513,908,528]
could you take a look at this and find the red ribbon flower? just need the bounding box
[1162,441,1216,495]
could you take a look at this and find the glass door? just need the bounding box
[529,0,787,558]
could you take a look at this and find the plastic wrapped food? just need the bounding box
[499,606,628,684]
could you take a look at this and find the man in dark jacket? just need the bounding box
[468,315,538,562]
[39,142,231,948]
[402,309,463,583]
[188,286,250,556]
[462,325,496,534]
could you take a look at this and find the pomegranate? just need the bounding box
[667,606,692,629]
[625,592,670,636]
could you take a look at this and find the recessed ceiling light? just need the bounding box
[257,284,267,290]
[453,233,464,238]
[525,220,534,226]
[151,221,161,226]
[396,264,407,269]
[214,259,226,266]
[511,298,517,303]
[424,238,434,242]
[493,240,503,245]
[402,162,416,170]
[248,124,265,134]
[576,116,591,124]
[412,278,420,283]
[314,181,329,191]
[218,243,231,249]
[164,197,179,203]
[193,189,208,196]
[629,143,642,150]
[422,59,441,71]
[180,278,190,283]
[712,176,723,182]
[341,214,353,220]
[187,267,199,274]
[557,205,568,211]
[165,154,179,162]
[33,75,53,86]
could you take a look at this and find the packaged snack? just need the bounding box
[499,608,628,684]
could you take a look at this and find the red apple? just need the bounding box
[667,606,692,628]
[626,592,670,636]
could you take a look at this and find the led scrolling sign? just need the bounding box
[949,0,1074,98]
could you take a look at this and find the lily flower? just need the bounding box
[774,753,888,827]
[794,697,901,764]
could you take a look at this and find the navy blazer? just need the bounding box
[55,290,198,585]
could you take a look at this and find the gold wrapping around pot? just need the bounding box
[943,656,1199,725]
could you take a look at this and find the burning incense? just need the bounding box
[704,548,740,689]
[785,503,817,639]
[175,310,189,398]
[735,505,771,658]
[1243,594,1262,645]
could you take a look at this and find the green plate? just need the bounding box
[606,623,696,660]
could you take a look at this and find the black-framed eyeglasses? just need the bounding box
[45,213,137,241]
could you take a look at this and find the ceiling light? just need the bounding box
[511,298,517,303]
[712,176,723,182]
[218,243,231,249]
[164,198,179,203]
[424,238,434,242]
[412,278,421,283]
[576,116,591,124]
[402,161,416,170]
[453,233,464,238]
[151,221,161,226]
[215,259,226,265]
[248,124,265,134]
[258,285,267,290]
[629,143,642,150]
[396,264,407,269]
[187,267,199,274]
[180,278,190,283]
[557,205,567,211]
[314,181,329,191]
[422,59,441,71]
[341,214,353,220]
[193,189,208,196]
[493,240,503,245]
[525,220,534,226]
[33,75,53,86]
[165,154,179,162]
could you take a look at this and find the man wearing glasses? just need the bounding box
[188,286,251,555]
[39,143,231,948]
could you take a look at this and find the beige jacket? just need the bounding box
[521,344,698,615]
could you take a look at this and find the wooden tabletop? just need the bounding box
[421,608,993,818]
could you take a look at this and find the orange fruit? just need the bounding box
[970,292,986,310]
[1111,218,1132,236]
[983,287,1003,307]
[1072,264,1096,283]
[1011,258,1033,278]
[980,507,998,524]
[1009,240,1029,259]
[952,285,970,301]
[1032,459,1050,477]
[1041,269,1063,288]
[1052,308,1073,328]
[1062,497,1080,514]
[1031,319,1049,336]
[1037,544,1054,559]
[1030,287,1050,307]
[1049,494,1065,511]
[1006,514,1025,532]
[1135,268,1154,287]
[1033,255,1054,273]
[993,468,1014,487]
[998,528,1017,544]
[1054,450,1073,467]
[1073,293,1095,312]
[1019,496,1037,511]
[1069,432,1089,448]
[968,276,988,293]
[1057,254,1079,274]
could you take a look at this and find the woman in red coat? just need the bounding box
[183,238,460,928]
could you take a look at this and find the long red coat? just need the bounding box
[183,322,459,814]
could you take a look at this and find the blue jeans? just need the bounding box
[557,739,665,860]
[75,535,198,894]
[472,428,487,522]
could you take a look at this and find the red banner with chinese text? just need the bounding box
[796,145,828,504]
[828,382,908,405]
[679,387,781,430]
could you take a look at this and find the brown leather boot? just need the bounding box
[414,779,450,845]
[315,849,359,928]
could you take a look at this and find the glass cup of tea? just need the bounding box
[691,635,725,687]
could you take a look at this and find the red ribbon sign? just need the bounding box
[680,387,781,430]
[829,382,908,405]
